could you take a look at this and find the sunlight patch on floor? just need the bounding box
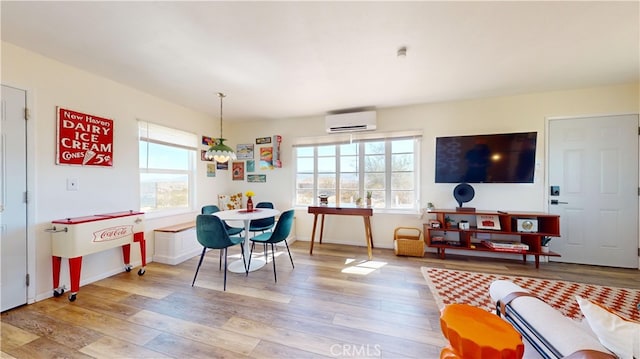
[341,259,387,275]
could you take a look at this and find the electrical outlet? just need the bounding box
[67,178,78,191]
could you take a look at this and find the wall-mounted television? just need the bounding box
[435,132,537,183]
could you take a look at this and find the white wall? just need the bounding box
[2,42,231,301]
[227,83,639,256]
[2,41,638,302]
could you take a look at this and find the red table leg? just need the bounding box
[68,256,82,301]
[121,243,133,272]
[52,256,64,297]
[134,232,146,275]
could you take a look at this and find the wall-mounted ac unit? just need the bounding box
[325,110,377,133]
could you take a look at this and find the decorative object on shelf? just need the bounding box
[245,190,255,212]
[445,216,454,228]
[318,194,329,205]
[426,202,435,211]
[366,191,372,207]
[516,218,538,232]
[458,220,470,230]
[541,236,552,253]
[476,214,501,230]
[453,183,475,212]
[355,197,363,207]
[205,92,236,163]
[429,220,441,228]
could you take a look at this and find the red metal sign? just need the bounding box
[56,107,113,166]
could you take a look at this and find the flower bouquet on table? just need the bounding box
[245,191,255,212]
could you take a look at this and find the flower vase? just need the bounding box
[247,196,254,212]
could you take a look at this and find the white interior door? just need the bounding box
[1,85,28,311]
[548,114,639,268]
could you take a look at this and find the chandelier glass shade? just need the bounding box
[207,138,236,163]
[206,92,236,163]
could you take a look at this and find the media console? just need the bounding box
[423,209,560,268]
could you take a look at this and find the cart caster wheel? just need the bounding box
[68,293,77,302]
[138,268,146,276]
[125,264,133,272]
[53,288,64,297]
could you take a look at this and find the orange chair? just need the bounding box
[440,304,524,359]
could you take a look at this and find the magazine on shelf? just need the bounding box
[481,240,529,252]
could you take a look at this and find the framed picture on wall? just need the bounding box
[247,174,266,183]
[232,161,244,181]
[236,144,254,160]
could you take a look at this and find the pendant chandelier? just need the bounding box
[206,92,236,163]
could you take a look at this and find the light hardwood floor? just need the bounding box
[2,241,639,358]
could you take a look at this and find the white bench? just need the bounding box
[153,221,201,265]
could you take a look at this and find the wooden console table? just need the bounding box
[308,206,374,260]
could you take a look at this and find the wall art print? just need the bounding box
[247,174,266,183]
[232,161,245,181]
[246,160,255,172]
[207,163,216,177]
[260,147,273,170]
[236,144,254,160]
[56,107,113,166]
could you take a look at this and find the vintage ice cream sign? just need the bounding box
[56,107,113,166]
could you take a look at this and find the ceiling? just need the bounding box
[2,1,638,122]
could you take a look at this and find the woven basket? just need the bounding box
[394,227,424,257]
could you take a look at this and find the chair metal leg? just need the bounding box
[192,247,207,286]
[247,242,255,276]
[264,243,268,262]
[284,240,294,268]
[240,242,247,274]
[219,250,223,271]
[223,247,228,291]
[271,243,277,282]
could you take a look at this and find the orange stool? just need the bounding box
[440,304,524,359]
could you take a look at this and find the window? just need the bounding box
[294,133,421,211]
[138,121,197,215]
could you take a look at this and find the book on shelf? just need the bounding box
[481,240,529,252]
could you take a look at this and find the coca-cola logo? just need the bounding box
[93,225,133,242]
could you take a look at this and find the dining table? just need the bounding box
[212,208,280,273]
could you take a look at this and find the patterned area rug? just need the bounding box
[422,267,640,321]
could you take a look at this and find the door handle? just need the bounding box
[550,199,568,205]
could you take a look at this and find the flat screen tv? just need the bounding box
[435,132,537,183]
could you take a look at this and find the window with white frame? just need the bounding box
[138,121,197,214]
[294,132,421,210]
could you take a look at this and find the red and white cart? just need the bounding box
[48,210,146,301]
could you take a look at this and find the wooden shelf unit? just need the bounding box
[423,209,560,268]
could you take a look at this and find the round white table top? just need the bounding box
[212,208,280,222]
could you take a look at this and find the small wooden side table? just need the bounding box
[440,304,524,359]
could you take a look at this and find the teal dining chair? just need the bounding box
[201,205,243,236]
[192,214,246,291]
[247,209,295,282]
[249,201,275,236]
[201,205,244,270]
